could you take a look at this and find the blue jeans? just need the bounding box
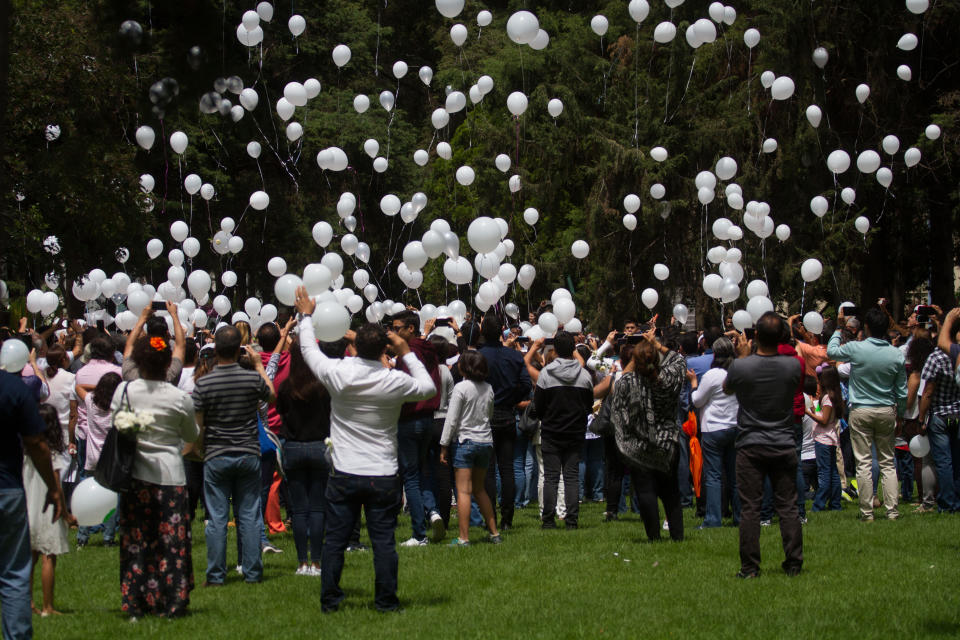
[513,428,536,507]
[204,453,263,583]
[579,438,604,501]
[677,431,693,507]
[895,448,915,502]
[321,471,401,612]
[927,414,960,512]
[812,443,842,511]
[397,416,432,541]
[701,429,739,527]
[283,441,329,564]
[0,489,32,640]
[77,509,118,545]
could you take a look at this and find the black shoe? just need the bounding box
[541,521,557,530]
[603,511,618,522]
[499,523,512,532]
[784,568,801,577]
[565,523,578,530]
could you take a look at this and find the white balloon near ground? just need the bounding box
[746,296,774,321]
[70,478,117,527]
[909,435,930,458]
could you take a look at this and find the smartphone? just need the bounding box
[614,332,625,342]
[915,305,935,317]
[515,336,531,343]
[151,301,167,311]
[434,317,451,327]
[843,305,860,317]
[744,327,756,340]
[625,335,644,344]
[544,338,555,346]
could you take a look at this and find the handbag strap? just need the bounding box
[111,382,132,429]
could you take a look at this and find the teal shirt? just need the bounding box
[826,332,907,415]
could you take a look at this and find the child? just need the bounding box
[25,404,75,616]
[807,366,845,511]
[74,371,122,547]
[438,350,501,546]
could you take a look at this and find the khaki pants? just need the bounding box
[849,406,899,519]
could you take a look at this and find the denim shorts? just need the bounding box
[452,439,493,469]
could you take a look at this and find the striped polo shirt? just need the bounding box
[193,363,270,461]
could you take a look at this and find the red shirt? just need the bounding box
[778,344,806,423]
[261,350,290,434]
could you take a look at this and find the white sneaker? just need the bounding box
[400,537,428,547]
[262,543,283,554]
[308,565,322,577]
[235,565,243,575]
[429,512,446,542]
[662,519,670,531]
[295,565,312,576]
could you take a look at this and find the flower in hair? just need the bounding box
[150,336,167,351]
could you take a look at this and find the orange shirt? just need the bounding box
[795,340,828,377]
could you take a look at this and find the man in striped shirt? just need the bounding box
[194,326,275,585]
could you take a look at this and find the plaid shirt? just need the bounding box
[921,349,960,417]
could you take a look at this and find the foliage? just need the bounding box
[2,0,959,326]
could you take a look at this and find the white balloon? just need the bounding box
[372,157,388,173]
[445,91,466,113]
[249,190,270,210]
[443,256,473,285]
[760,70,776,89]
[379,91,395,112]
[517,264,536,290]
[221,270,237,288]
[170,220,189,242]
[506,91,528,116]
[312,302,351,342]
[274,274,302,306]
[703,273,724,299]
[590,15,608,36]
[276,98,294,121]
[653,21,677,44]
[653,264,669,281]
[436,0,464,18]
[897,64,912,81]
[803,311,824,336]
[169,131,188,155]
[732,310,754,331]
[743,28,760,49]
[909,434,930,457]
[455,166,475,186]
[403,242,428,271]
[855,84,870,104]
[247,141,262,159]
[881,135,900,156]
[826,149,851,174]
[477,10,492,27]
[805,105,822,128]
[650,146,668,162]
[746,280,769,299]
[139,174,155,193]
[800,258,823,283]
[285,122,303,142]
[495,154,511,172]
[228,236,244,254]
[523,208,539,226]
[623,214,637,231]
[419,66,434,86]
[775,224,791,242]
[715,157,738,181]
[332,44,351,68]
[553,298,576,324]
[571,240,590,259]
[353,94,370,114]
[437,142,452,159]
[762,138,778,153]
[906,0,929,15]
[857,149,882,174]
[450,24,468,47]
[506,10,539,45]
[746,296,774,321]
[182,237,200,258]
[135,125,155,150]
[623,194,640,213]
[771,76,795,101]
[629,0,650,23]
[925,124,941,140]
[641,288,659,310]
[413,149,429,166]
[538,312,559,336]
[200,183,215,201]
[267,257,287,277]
[904,147,921,168]
[854,216,870,235]
[547,98,564,118]
[239,88,259,111]
[650,183,666,199]
[380,194,401,216]
[311,221,333,248]
[70,478,117,527]
[284,82,307,107]
[897,33,918,51]
[288,14,305,37]
[812,46,829,69]
[467,217,501,253]
[876,167,893,188]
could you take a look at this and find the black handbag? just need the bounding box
[518,403,540,438]
[589,394,614,437]
[94,383,138,492]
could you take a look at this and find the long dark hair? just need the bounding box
[45,344,68,379]
[817,366,845,419]
[92,372,122,411]
[38,404,65,454]
[283,338,328,404]
[906,330,935,374]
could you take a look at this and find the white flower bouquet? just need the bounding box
[113,409,156,435]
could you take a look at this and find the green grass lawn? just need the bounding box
[33,500,960,639]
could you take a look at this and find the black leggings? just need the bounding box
[632,456,684,542]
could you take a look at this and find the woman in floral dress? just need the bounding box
[111,332,199,618]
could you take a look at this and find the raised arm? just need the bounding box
[938,308,959,355]
[125,305,152,359]
[167,301,186,364]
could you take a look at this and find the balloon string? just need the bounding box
[665,54,696,124]
[746,49,752,114]
[160,118,169,216]
[761,238,768,285]
[801,282,806,314]
[663,37,675,123]
[633,24,640,147]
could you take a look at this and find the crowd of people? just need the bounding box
[2,292,959,634]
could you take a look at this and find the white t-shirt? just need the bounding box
[690,368,739,432]
[45,369,76,444]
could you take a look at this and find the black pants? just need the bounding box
[429,418,453,527]
[737,446,803,576]
[603,435,638,514]
[321,472,402,613]
[483,408,517,527]
[541,436,581,528]
[183,457,205,523]
[633,455,684,541]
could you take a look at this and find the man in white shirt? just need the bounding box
[294,287,436,613]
